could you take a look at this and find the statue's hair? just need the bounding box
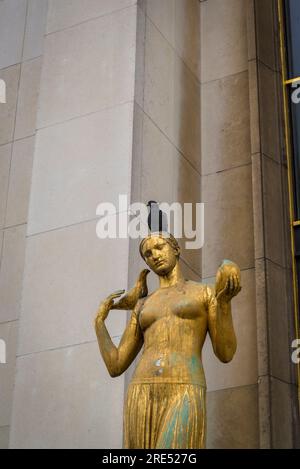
[139,232,180,259]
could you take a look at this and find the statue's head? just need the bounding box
[139,232,180,276]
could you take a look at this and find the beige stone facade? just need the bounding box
[0,0,299,448]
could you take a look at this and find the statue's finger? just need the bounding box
[217,281,227,299]
[110,290,125,299]
[139,268,150,276]
[114,289,126,295]
[222,279,229,293]
[235,275,241,292]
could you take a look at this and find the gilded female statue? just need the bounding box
[94,231,241,449]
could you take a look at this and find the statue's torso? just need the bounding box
[131,281,212,387]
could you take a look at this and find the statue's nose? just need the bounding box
[152,251,161,260]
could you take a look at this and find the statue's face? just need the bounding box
[141,236,178,276]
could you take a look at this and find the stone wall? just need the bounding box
[0,0,48,449]
[8,0,138,449]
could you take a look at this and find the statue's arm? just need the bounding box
[207,262,241,363]
[207,289,237,363]
[94,295,144,377]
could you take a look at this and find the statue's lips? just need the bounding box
[155,260,165,267]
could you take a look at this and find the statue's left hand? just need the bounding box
[215,261,241,303]
[94,290,125,329]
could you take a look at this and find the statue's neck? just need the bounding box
[159,262,184,289]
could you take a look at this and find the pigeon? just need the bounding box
[111,269,150,310]
[147,201,168,232]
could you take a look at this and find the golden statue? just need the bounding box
[94,230,241,449]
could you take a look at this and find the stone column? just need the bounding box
[248,0,300,448]
[200,0,259,449]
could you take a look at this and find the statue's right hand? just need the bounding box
[94,290,125,330]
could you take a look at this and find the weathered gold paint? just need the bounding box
[94,233,241,448]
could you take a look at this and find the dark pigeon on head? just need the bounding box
[147,201,168,233]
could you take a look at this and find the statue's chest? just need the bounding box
[139,289,204,331]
